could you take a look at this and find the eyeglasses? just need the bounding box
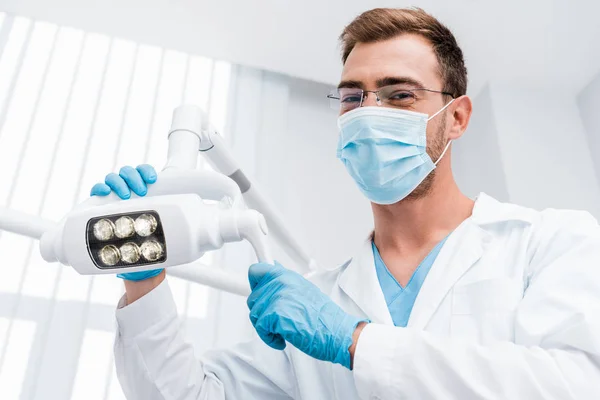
[327,84,455,113]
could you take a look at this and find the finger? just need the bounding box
[136,164,157,184]
[256,325,286,350]
[248,262,284,291]
[247,271,284,311]
[248,263,275,290]
[119,166,147,197]
[90,183,111,196]
[105,173,130,199]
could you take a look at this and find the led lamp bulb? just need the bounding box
[93,219,115,241]
[115,216,135,238]
[99,245,120,266]
[120,242,141,263]
[141,240,164,261]
[135,214,157,237]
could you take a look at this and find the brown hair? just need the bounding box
[339,8,467,97]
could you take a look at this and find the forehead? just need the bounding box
[340,34,441,89]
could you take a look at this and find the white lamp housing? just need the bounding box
[40,194,270,275]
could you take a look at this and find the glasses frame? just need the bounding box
[327,85,456,112]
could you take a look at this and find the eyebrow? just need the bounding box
[337,80,364,89]
[376,76,426,89]
[337,76,427,90]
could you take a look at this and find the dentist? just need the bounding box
[92,7,600,399]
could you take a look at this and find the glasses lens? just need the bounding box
[380,85,417,108]
[327,89,341,110]
[328,88,363,112]
[338,88,363,112]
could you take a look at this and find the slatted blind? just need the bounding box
[0,13,232,399]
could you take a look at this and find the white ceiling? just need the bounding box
[1,0,599,96]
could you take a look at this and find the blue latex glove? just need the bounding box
[247,262,368,369]
[90,164,163,281]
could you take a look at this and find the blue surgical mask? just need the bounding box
[336,102,453,205]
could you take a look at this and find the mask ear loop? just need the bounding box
[434,140,452,166]
[428,98,455,166]
[427,98,455,121]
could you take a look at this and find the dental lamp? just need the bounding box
[194,117,318,272]
[0,105,315,296]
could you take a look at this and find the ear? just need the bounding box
[448,95,472,140]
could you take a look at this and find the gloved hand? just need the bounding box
[247,262,368,369]
[90,164,163,281]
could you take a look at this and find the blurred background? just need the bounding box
[0,0,599,398]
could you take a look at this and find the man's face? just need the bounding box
[339,34,451,199]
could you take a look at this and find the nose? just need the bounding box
[361,92,379,107]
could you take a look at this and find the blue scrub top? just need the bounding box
[372,235,449,327]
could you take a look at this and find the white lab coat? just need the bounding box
[114,193,600,399]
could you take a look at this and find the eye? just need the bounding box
[338,88,363,105]
[388,91,415,100]
[341,94,362,104]
[385,90,416,107]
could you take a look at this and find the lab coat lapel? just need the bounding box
[337,194,530,330]
[407,219,491,330]
[338,240,394,325]
[406,193,534,329]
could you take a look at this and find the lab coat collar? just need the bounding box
[337,193,532,329]
[471,192,534,225]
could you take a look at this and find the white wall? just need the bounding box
[453,84,510,201]
[456,81,600,216]
[491,83,600,215]
[578,71,600,186]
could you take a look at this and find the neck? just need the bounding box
[371,168,474,253]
